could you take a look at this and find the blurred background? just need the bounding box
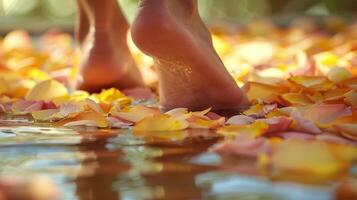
[0,0,357,34]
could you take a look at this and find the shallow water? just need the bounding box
[0,118,341,200]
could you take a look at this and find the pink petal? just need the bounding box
[280,131,315,140]
[288,108,322,134]
[226,115,255,125]
[307,103,353,125]
[42,101,57,110]
[211,137,270,157]
[316,133,357,145]
[206,112,225,120]
[258,116,293,133]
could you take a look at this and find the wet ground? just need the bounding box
[0,117,346,200]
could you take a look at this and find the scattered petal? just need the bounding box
[59,111,108,128]
[281,93,313,105]
[112,105,159,123]
[327,67,352,83]
[189,117,225,129]
[271,139,357,177]
[335,124,357,141]
[211,137,270,157]
[26,80,68,101]
[246,82,287,102]
[134,115,189,132]
[258,116,293,133]
[226,115,255,125]
[217,121,269,138]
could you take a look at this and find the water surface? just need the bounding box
[0,118,339,200]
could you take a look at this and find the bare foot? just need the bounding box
[131,0,249,111]
[75,0,144,92]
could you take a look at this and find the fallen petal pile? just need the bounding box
[1,18,357,180]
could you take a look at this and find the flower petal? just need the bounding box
[134,115,189,132]
[226,115,255,125]
[26,80,68,101]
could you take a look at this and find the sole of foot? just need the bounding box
[131,0,249,112]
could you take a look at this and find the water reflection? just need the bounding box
[73,129,218,200]
[74,130,126,200]
[196,172,332,200]
[0,121,347,200]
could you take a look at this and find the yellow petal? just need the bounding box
[26,80,68,101]
[134,130,187,142]
[281,93,313,105]
[32,109,61,121]
[289,76,333,91]
[134,115,189,132]
[94,88,126,104]
[289,76,327,88]
[335,123,357,141]
[112,105,159,123]
[165,108,191,120]
[271,139,357,178]
[246,82,287,102]
[0,78,9,95]
[189,117,225,129]
[86,98,105,114]
[344,91,357,108]
[327,67,353,83]
[57,111,108,128]
[217,121,268,139]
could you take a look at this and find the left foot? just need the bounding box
[75,0,144,92]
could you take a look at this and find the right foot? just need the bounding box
[75,0,144,92]
[131,0,249,111]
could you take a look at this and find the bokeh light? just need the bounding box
[0,0,356,33]
[2,0,38,16]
